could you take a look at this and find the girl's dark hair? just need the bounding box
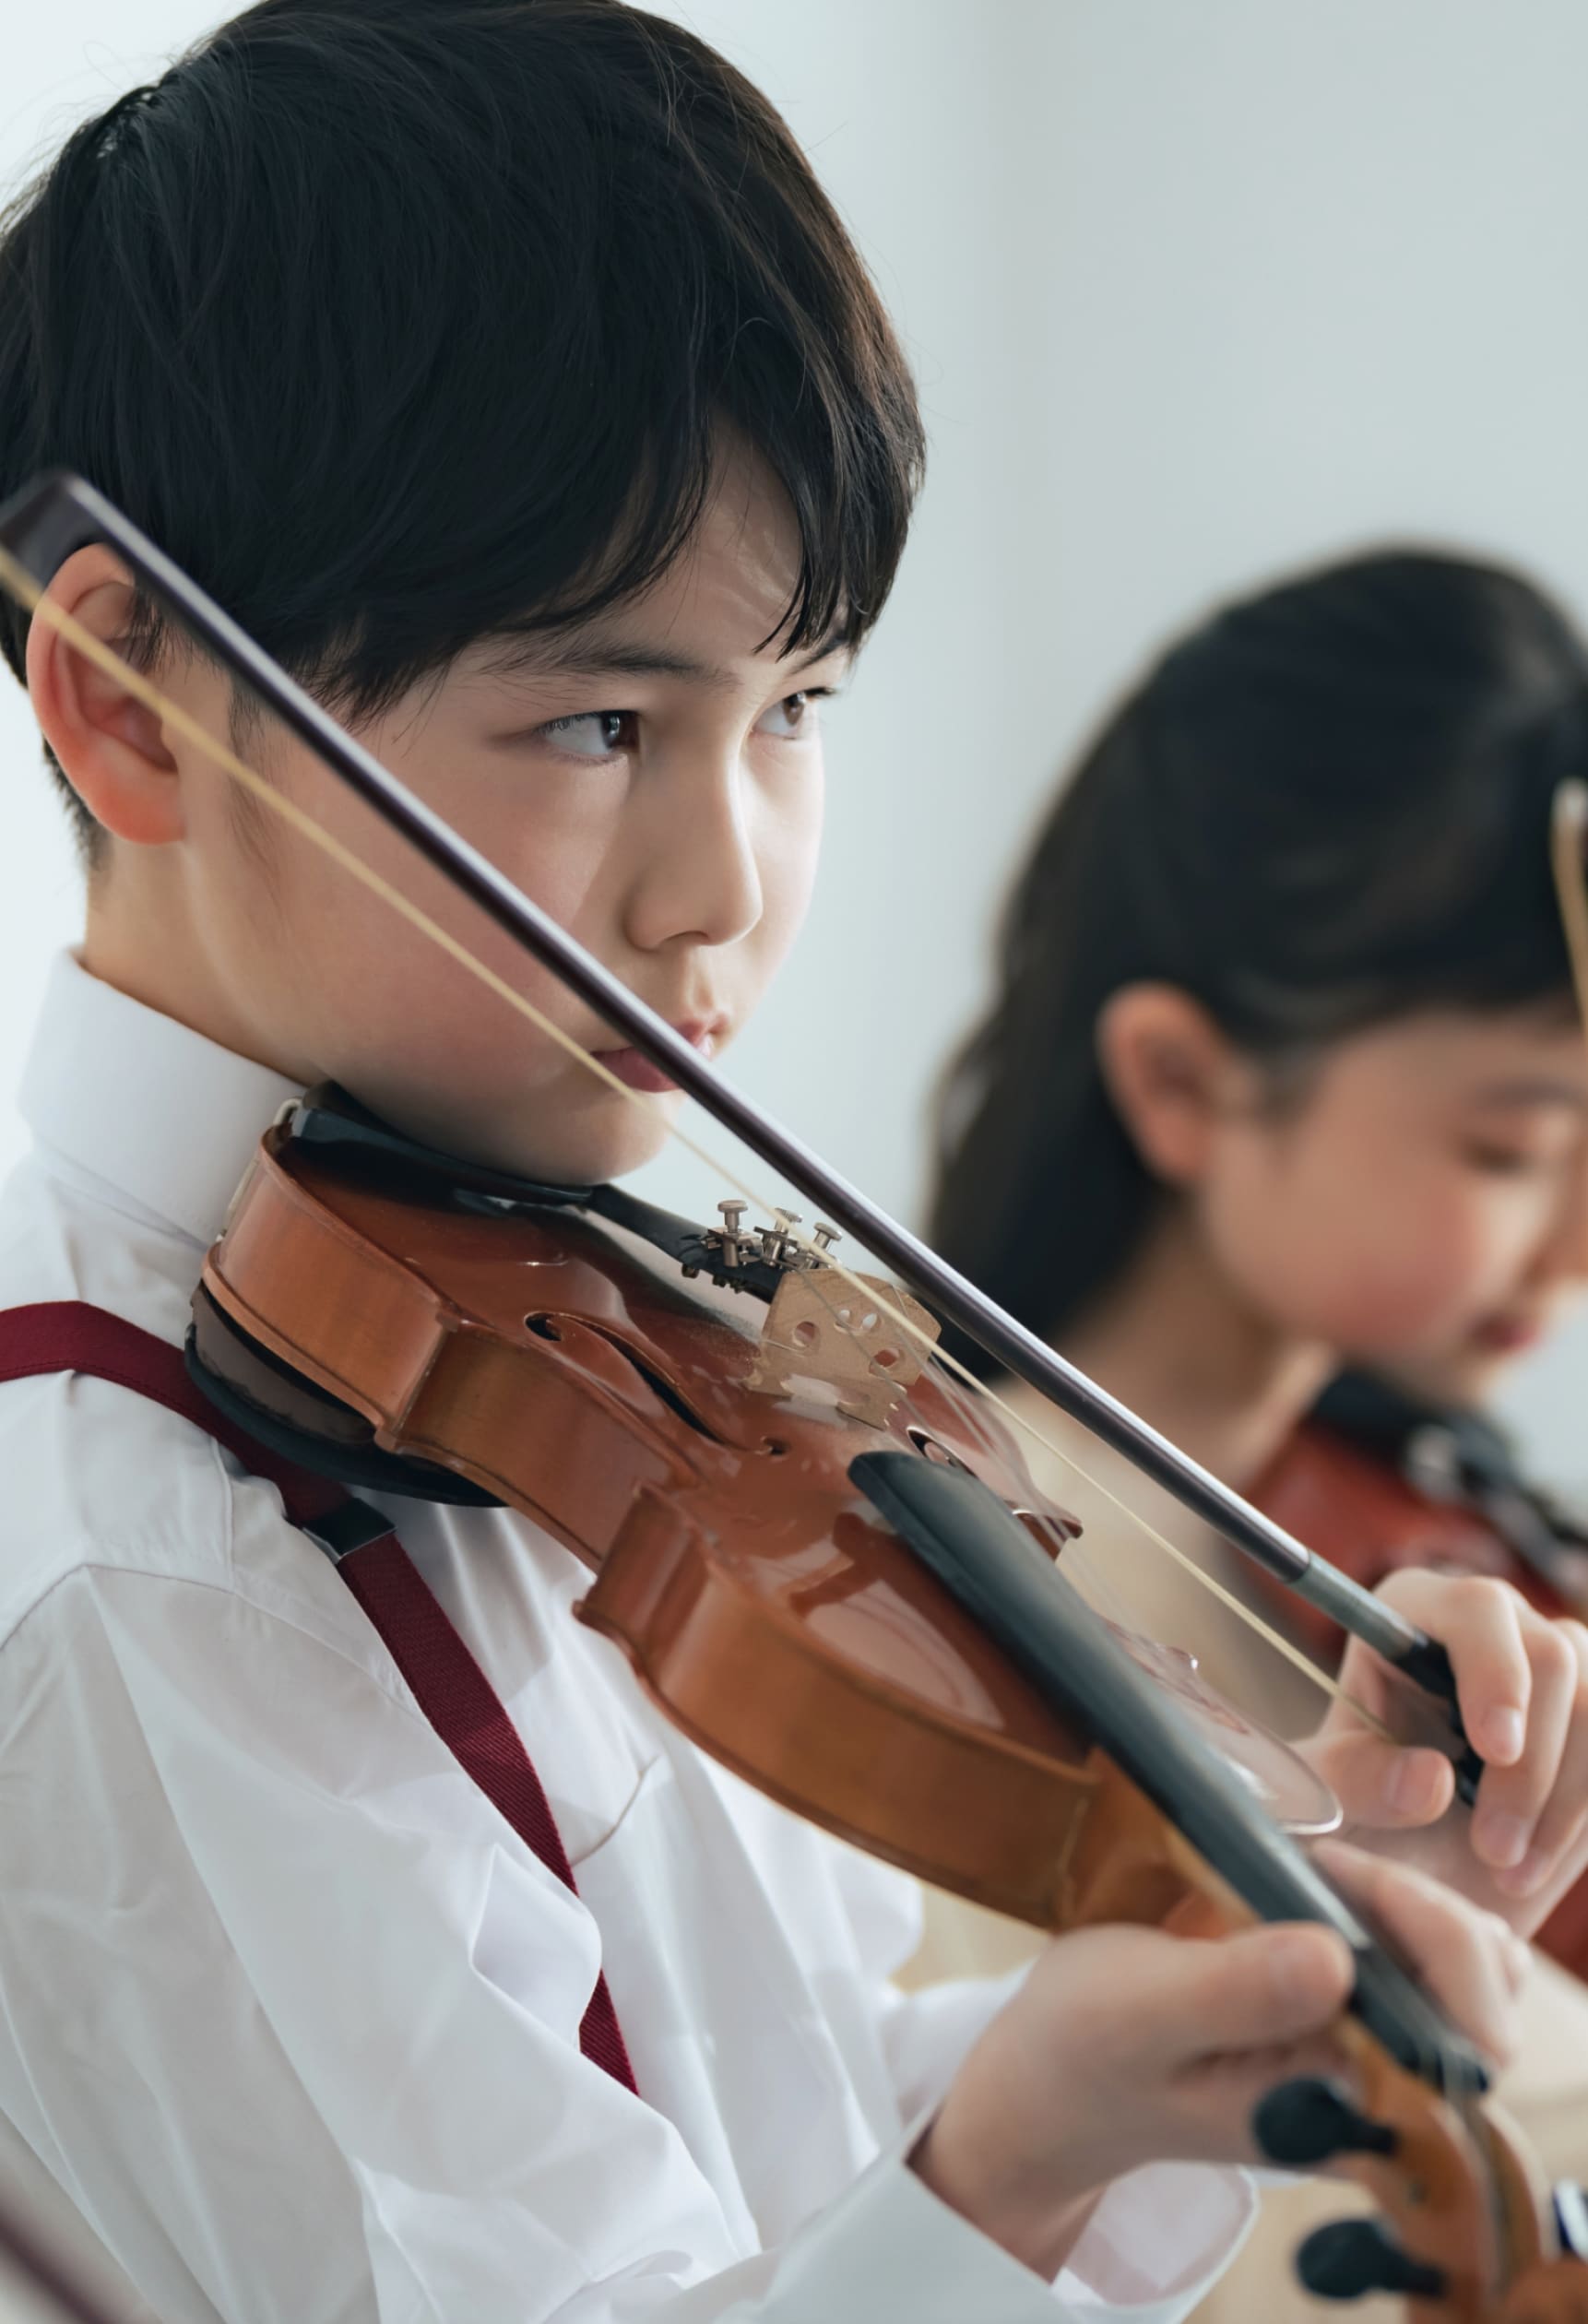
[930,550,1588,1372]
[0,0,924,854]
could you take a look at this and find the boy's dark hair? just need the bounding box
[0,0,924,856]
[930,549,1588,1370]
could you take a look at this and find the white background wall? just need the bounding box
[4,1,1588,1478]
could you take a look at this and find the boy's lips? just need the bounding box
[1469,1311,1547,1357]
[590,1020,721,1096]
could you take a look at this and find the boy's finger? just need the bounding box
[1471,1619,1576,1874]
[1499,1806,1588,1915]
[1316,1842,1523,2065]
[1150,1925,1355,2063]
[1306,1726,1454,1828]
[1377,1571,1532,1766]
[1490,1626,1588,1897]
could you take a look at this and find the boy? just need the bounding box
[0,5,1577,2318]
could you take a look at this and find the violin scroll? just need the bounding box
[1256,2056,1588,2320]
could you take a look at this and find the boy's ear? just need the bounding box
[1095,983,1238,1185]
[25,544,183,848]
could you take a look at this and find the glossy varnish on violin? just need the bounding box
[196,1117,1588,2324]
[204,1114,1202,1932]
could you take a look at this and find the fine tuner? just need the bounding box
[694,1199,845,1276]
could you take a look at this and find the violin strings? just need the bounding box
[0,551,1392,1749]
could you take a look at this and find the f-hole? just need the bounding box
[524,1312,721,1442]
[907,1426,971,1472]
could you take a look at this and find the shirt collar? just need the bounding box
[18,953,302,1249]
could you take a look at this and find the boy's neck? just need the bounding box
[82,888,291,1078]
[1057,1204,1333,1491]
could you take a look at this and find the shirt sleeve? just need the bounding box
[0,1547,1250,2324]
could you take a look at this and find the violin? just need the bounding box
[4,470,1588,2321]
[1260,1373,1588,1638]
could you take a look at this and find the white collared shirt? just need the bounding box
[0,954,1256,2324]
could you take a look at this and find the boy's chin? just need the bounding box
[343,1073,678,1192]
[491,1098,678,1192]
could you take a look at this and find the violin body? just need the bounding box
[200,1107,1282,1930]
[190,1099,1588,2320]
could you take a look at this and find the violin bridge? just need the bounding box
[743,1271,939,1428]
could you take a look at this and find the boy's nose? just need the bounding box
[623,756,764,954]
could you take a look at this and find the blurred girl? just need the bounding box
[930,545,1588,1752]
[917,545,1588,2317]
[920,534,1588,2101]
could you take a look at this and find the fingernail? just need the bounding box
[1475,1810,1530,1869]
[1386,1754,1436,1816]
[1498,1848,1552,1897]
[1483,1709,1526,1763]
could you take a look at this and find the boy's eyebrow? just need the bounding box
[1470,1075,1588,1111]
[478,622,854,693]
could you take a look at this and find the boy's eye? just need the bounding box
[1460,1140,1557,1179]
[539,709,639,759]
[755,690,826,740]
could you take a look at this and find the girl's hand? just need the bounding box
[1304,1567,1588,1930]
[911,1844,1523,2281]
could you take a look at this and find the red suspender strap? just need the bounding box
[0,1300,636,2095]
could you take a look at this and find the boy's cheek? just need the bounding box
[757,832,823,971]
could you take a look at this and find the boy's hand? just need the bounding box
[912,1843,1524,2282]
[1302,1569,1588,1931]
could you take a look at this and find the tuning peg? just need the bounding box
[1296,2219,1446,2303]
[1252,2078,1398,2168]
[1554,2181,1588,2261]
